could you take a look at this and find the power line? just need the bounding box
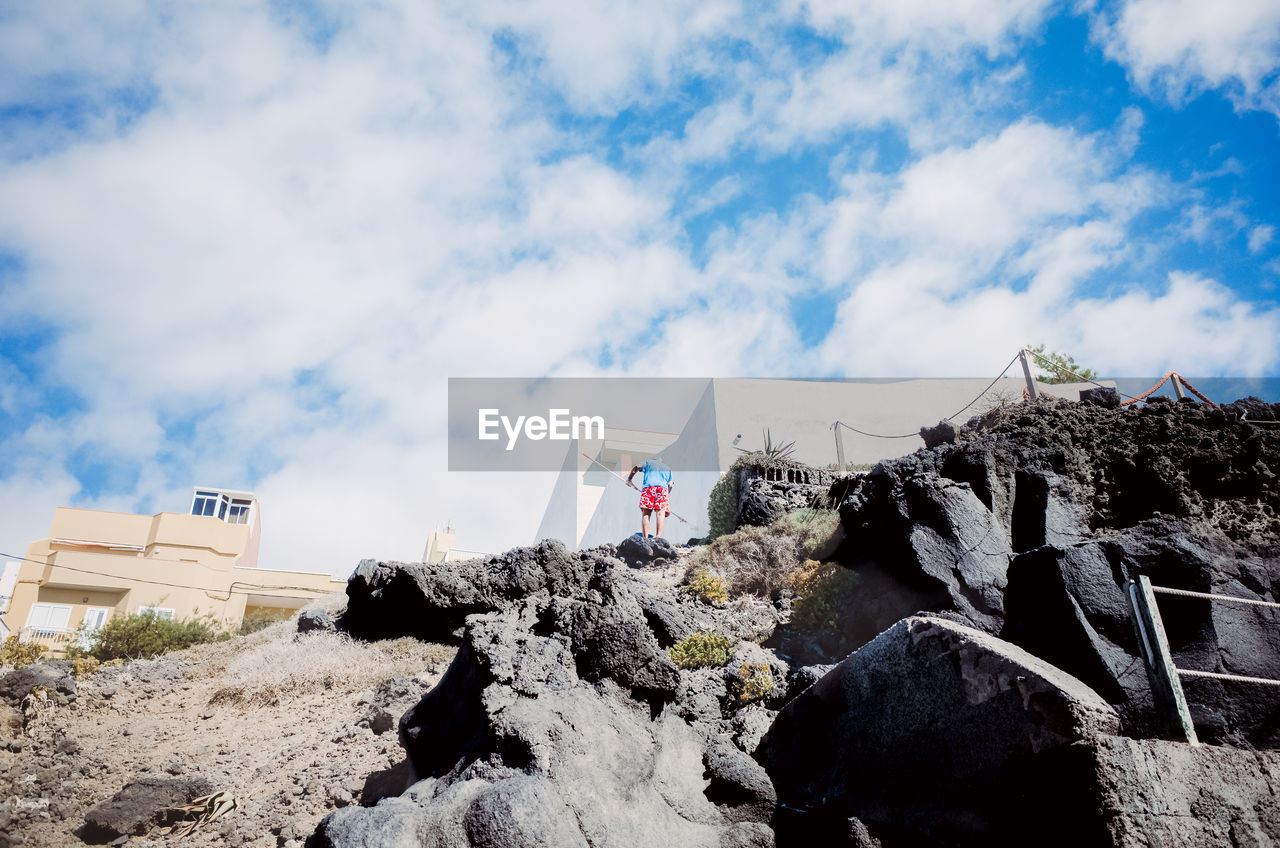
[1,550,340,597]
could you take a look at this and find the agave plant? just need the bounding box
[733,428,796,464]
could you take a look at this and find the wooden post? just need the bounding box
[1019,349,1038,399]
[833,422,846,474]
[1171,374,1187,400]
[1128,576,1199,745]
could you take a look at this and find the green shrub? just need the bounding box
[0,635,46,668]
[90,610,228,662]
[684,509,839,599]
[684,570,729,604]
[774,509,841,555]
[70,655,100,678]
[730,662,775,702]
[668,633,733,669]
[706,468,742,541]
[790,559,860,634]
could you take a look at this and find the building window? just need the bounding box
[192,490,253,525]
[139,606,176,620]
[227,499,252,525]
[79,608,111,649]
[192,491,221,517]
[25,603,73,634]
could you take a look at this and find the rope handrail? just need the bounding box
[1115,371,1221,409]
[1022,348,1222,409]
[839,350,1236,442]
[836,352,1022,440]
[1176,668,1280,687]
[1149,582,1280,689]
[1023,347,1142,402]
[1150,584,1280,609]
[1171,375,1219,408]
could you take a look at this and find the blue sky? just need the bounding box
[0,0,1278,571]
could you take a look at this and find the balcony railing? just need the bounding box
[18,627,76,651]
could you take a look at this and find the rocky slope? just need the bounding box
[0,619,452,848]
[818,394,1280,747]
[6,393,1279,847]
[312,394,1280,847]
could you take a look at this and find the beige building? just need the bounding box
[422,524,492,564]
[5,487,346,655]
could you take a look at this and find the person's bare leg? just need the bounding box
[655,509,666,539]
[641,509,652,537]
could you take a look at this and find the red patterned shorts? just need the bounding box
[639,486,669,511]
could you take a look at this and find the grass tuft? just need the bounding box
[683,509,839,598]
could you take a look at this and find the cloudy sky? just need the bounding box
[1,0,1278,575]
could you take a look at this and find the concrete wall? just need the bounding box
[551,377,1111,550]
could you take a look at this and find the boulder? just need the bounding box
[759,615,1118,845]
[314,548,781,847]
[360,759,416,807]
[817,395,1280,667]
[1080,386,1121,408]
[342,539,594,642]
[0,664,76,705]
[297,609,337,634]
[782,664,832,704]
[702,736,776,824]
[81,776,214,843]
[1003,523,1280,748]
[830,454,1023,640]
[918,420,958,448]
[1076,734,1280,845]
[616,534,679,568]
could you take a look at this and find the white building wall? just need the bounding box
[0,560,21,640]
[545,377,1110,550]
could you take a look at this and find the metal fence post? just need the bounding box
[1019,349,1038,399]
[1128,575,1199,745]
[832,422,846,474]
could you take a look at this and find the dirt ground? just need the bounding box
[0,609,454,848]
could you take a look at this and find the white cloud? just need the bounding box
[1096,0,1280,116]
[804,118,1278,375]
[473,0,745,112]
[793,0,1054,56]
[1248,224,1275,254]
[0,1,1275,576]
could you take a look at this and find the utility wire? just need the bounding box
[1,550,339,597]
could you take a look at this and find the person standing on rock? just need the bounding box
[627,457,674,539]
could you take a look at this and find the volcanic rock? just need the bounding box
[81,776,214,842]
[821,397,1280,671]
[1079,386,1120,407]
[616,533,679,568]
[296,609,336,634]
[759,615,1118,845]
[919,419,958,448]
[313,547,781,848]
[1003,521,1280,747]
[0,664,76,706]
[342,539,594,642]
